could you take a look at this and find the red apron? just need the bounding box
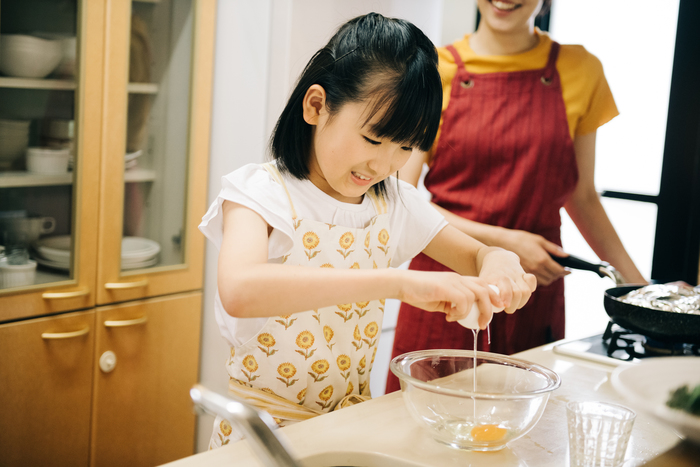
[387,42,578,393]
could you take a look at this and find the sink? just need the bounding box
[300,451,425,467]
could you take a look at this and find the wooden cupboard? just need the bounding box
[0,0,215,465]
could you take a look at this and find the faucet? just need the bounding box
[190,384,302,467]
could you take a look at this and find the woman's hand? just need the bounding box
[477,248,538,314]
[500,230,569,286]
[397,270,504,328]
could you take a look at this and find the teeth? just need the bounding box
[353,172,370,181]
[492,1,517,10]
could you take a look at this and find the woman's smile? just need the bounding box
[488,0,523,13]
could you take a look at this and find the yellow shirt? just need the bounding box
[434,29,618,150]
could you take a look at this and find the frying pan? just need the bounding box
[553,254,700,345]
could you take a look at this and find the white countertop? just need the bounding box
[165,342,688,467]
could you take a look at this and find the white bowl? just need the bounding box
[612,356,700,444]
[0,258,37,288]
[0,34,63,79]
[26,147,70,174]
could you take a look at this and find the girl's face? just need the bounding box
[304,88,414,204]
[476,0,543,34]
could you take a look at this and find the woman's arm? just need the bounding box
[217,200,516,325]
[399,151,569,286]
[564,132,646,284]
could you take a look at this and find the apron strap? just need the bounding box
[542,41,560,83]
[262,162,298,220]
[228,377,371,424]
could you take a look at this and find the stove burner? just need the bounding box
[601,321,700,360]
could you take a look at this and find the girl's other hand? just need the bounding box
[501,230,569,286]
[397,271,503,328]
[477,248,537,314]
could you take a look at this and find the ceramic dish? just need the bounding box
[611,356,700,444]
[34,235,71,263]
[121,236,160,261]
[34,255,69,271]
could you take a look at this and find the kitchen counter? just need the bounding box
[164,342,695,467]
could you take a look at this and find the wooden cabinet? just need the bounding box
[0,0,215,465]
[0,310,95,466]
[0,293,202,467]
[90,293,202,467]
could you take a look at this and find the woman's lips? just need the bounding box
[488,0,522,12]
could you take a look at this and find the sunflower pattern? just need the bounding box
[362,321,379,347]
[275,314,297,330]
[308,359,330,382]
[377,229,390,255]
[355,301,370,319]
[295,330,316,360]
[257,333,278,357]
[217,418,233,446]
[316,385,334,410]
[276,362,299,387]
[335,303,353,322]
[323,325,335,350]
[357,355,367,376]
[352,324,363,351]
[219,173,393,447]
[303,231,321,260]
[364,231,372,258]
[241,355,259,382]
[336,232,355,259]
[337,354,352,381]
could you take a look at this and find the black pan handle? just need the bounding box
[551,253,608,279]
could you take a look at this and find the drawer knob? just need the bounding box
[99,350,117,373]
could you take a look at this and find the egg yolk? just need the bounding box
[470,424,507,442]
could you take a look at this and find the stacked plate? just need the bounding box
[125,149,142,170]
[33,235,160,270]
[121,236,160,269]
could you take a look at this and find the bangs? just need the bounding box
[359,66,442,152]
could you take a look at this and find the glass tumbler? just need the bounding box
[566,401,636,467]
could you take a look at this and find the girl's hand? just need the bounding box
[477,248,538,314]
[397,271,504,328]
[500,230,569,286]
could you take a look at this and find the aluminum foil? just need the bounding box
[619,283,700,315]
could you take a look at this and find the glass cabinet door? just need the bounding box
[97,0,213,304]
[0,0,102,321]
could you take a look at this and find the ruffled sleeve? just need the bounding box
[199,163,295,259]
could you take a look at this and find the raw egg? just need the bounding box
[470,424,507,442]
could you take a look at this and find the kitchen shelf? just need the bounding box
[124,167,156,183]
[127,82,159,94]
[0,77,76,90]
[0,168,156,187]
[0,171,72,188]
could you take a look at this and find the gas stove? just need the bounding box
[553,321,700,365]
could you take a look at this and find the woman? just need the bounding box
[386,0,645,393]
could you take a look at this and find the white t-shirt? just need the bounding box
[199,162,448,347]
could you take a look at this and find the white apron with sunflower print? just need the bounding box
[209,164,395,449]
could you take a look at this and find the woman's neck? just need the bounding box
[469,24,539,56]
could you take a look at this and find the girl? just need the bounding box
[386,0,646,392]
[200,12,536,448]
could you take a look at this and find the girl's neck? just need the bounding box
[469,24,539,56]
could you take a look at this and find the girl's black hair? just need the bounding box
[270,12,442,196]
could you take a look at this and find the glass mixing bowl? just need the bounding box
[390,350,561,451]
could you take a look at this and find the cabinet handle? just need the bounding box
[104,279,148,290]
[41,327,90,340]
[42,288,90,299]
[104,316,148,328]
